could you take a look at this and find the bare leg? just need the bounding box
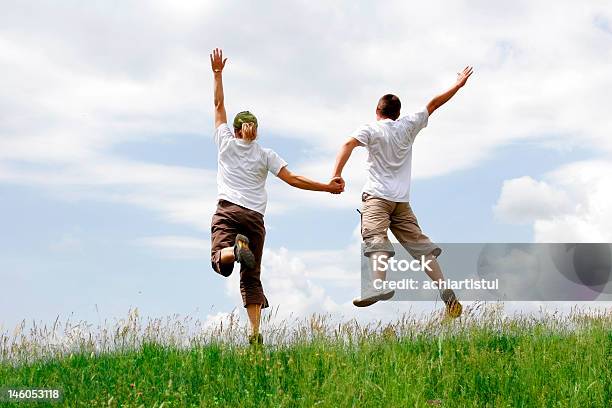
[246,303,261,336]
[423,254,462,317]
[423,254,444,284]
[220,246,235,264]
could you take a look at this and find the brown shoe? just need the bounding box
[248,333,263,346]
[441,289,462,318]
[234,234,256,269]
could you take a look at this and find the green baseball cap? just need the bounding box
[233,111,258,129]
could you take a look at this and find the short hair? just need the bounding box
[376,94,401,120]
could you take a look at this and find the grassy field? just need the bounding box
[1,305,610,407]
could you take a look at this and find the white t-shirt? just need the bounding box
[351,108,429,203]
[214,123,287,215]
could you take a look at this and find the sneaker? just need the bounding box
[234,234,256,269]
[248,333,263,346]
[441,289,462,318]
[352,288,395,307]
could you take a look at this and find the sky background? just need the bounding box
[1,0,611,330]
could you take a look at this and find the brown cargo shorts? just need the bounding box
[211,200,269,308]
[361,193,441,258]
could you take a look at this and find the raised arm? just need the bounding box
[332,137,362,180]
[277,167,344,194]
[426,66,474,116]
[210,48,228,128]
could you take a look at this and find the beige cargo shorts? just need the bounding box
[360,193,442,258]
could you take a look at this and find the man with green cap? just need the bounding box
[209,48,344,345]
[233,111,258,130]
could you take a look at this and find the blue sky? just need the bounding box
[0,129,602,328]
[1,1,612,329]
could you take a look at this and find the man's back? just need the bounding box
[214,123,287,214]
[331,67,473,312]
[351,108,429,203]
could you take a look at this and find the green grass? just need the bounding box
[1,306,610,407]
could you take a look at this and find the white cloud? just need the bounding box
[494,176,574,223]
[222,247,345,319]
[200,311,237,333]
[494,160,612,242]
[2,0,612,232]
[534,160,612,242]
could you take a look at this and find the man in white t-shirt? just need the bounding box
[210,48,344,345]
[332,67,474,317]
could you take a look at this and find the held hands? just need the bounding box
[455,66,474,88]
[210,48,227,73]
[328,176,345,194]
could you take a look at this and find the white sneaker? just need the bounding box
[352,288,395,307]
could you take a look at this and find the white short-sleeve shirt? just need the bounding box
[214,123,287,215]
[351,108,429,203]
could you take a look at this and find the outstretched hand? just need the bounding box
[455,66,474,88]
[328,176,345,194]
[210,48,227,73]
